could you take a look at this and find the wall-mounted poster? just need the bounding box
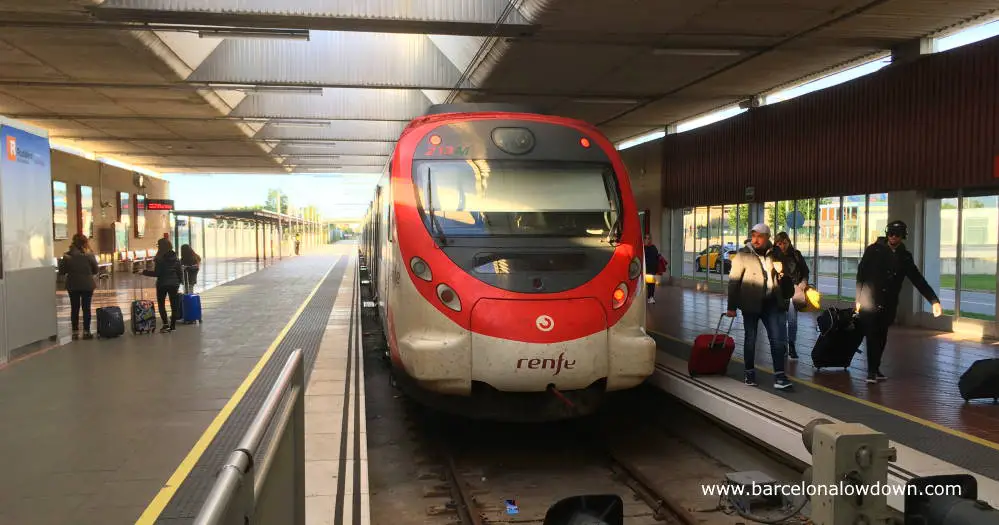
[52,180,68,240]
[79,185,94,238]
[135,194,146,238]
[119,192,131,232]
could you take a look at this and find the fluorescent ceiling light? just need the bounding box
[205,84,323,95]
[268,121,330,128]
[198,29,309,41]
[572,98,639,104]
[652,48,743,57]
[615,129,666,151]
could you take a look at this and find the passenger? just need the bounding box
[294,232,302,255]
[725,224,795,390]
[855,220,942,383]
[643,234,663,304]
[59,233,99,340]
[149,238,183,333]
[773,232,809,361]
[180,244,201,295]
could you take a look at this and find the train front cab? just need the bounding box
[379,113,657,420]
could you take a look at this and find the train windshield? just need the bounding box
[412,160,622,238]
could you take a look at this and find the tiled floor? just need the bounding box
[303,255,370,525]
[646,283,999,443]
[0,247,346,525]
[53,255,282,338]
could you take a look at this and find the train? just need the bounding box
[359,103,656,422]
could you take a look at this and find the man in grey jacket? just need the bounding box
[725,223,794,390]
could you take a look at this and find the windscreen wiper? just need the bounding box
[605,215,622,246]
[426,168,447,245]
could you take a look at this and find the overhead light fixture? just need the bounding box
[571,98,640,105]
[267,120,330,128]
[652,48,744,57]
[205,84,323,95]
[197,29,310,41]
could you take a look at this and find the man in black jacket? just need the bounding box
[855,220,942,383]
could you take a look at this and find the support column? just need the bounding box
[255,221,260,263]
[887,190,923,325]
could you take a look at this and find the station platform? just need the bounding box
[0,244,369,525]
[646,284,999,510]
[52,256,276,343]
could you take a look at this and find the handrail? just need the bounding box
[193,348,306,525]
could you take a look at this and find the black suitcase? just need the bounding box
[812,307,864,369]
[96,306,125,338]
[959,359,999,403]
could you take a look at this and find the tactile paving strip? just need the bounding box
[155,255,349,523]
[653,333,999,479]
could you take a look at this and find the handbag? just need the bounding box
[792,282,822,312]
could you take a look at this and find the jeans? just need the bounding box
[742,297,786,374]
[786,303,798,344]
[157,285,181,327]
[69,290,94,332]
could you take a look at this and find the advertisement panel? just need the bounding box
[1,124,53,272]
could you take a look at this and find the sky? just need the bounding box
[162,172,378,220]
[156,18,999,216]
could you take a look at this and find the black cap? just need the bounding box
[885,220,908,239]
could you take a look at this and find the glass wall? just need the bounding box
[676,190,997,324]
[959,194,997,321]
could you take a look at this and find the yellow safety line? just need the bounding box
[135,262,338,524]
[649,328,999,452]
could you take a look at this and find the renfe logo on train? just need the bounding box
[516,352,576,375]
[535,314,554,332]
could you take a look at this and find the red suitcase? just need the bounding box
[688,314,736,377]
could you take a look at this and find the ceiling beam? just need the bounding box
[5,114,412,123]
[0,79,684,100]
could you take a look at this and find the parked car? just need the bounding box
[695,243,738,274]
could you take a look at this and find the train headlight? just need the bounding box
[491,127,535,155]
[436,283,462,312]
[628,257,641,280]
[410,256,432,281]
[611,282,628,309]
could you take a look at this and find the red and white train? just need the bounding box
[359,104,655,421]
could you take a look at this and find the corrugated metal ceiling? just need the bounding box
[0,0,996,175]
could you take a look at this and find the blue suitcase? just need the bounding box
[182,293,201,324]
[181,266,201,324]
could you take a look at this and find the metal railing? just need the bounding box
[193,348,306,525]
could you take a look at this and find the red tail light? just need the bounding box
[436,283,461,311]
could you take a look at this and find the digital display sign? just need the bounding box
[145,199,175,211]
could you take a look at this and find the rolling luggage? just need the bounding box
[811,307,864,370]
[959,359,999,403]
[181,265,202,324]
[689,314,736,377]
[96,305,125,338]
[132,277,157,334]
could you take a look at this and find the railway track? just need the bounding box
[361,298,762,525]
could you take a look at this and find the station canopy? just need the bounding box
[0,0,995,174]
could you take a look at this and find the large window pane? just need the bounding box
[867,193,888,244]
[720,205,734,280]
[817,196,840,299]
[925,197,958,317]
[793,199,817,283]
[694,206,709,279]
[839,195,867,299]
[959,195,997,321]
[682,208,695,279]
